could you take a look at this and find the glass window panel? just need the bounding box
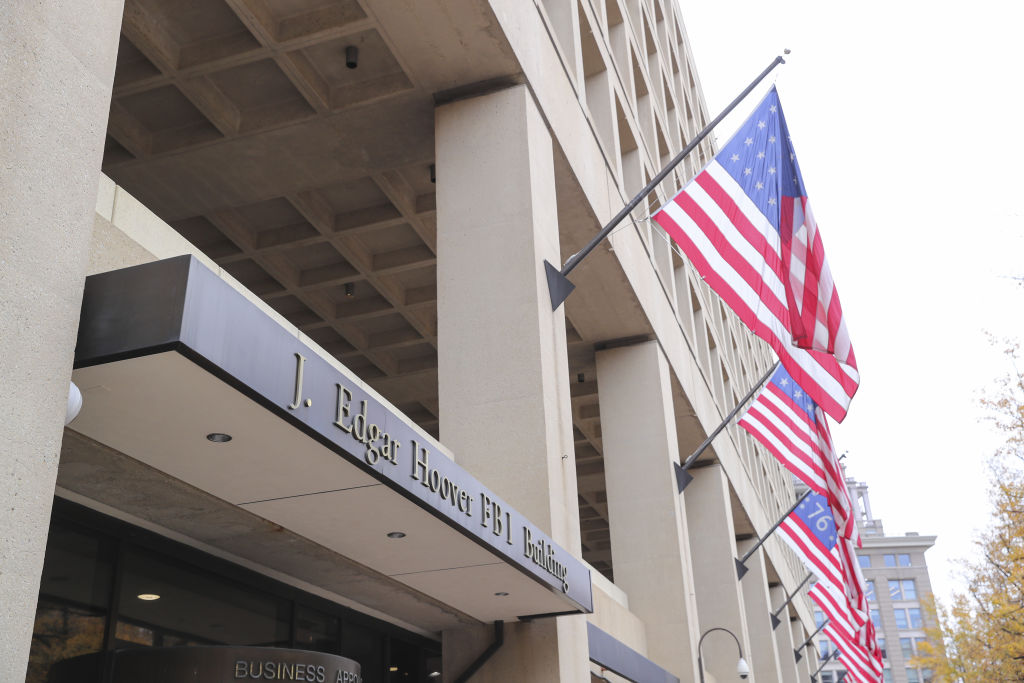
[871,609,882,627]
[27,524,114,683]
[117,548,290,648]
[342,619,385,683]
[821,673,834,683]
[883,554,896,567]
[902,579,917,600]
[295,605,340,654]
[894,609,909,630]
[909,608,923,629]
[900,637,913,659]
[858,555,871,568]
[865,580,876,601]
[37,525,114,609]
[889,580,902,600]
[27,601,106,683]
[820,639,831,658]
[898,554,912,567]
[879,637,887,659]
[815,610,825,628]
[922,668,934,682]
[906,668,920,683]
[883,669,894,683]
[389,637,422,682]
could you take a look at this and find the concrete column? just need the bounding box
[738,546,784,683]
[769,586,800,683]
[684,464,752,683]
[0,2,124,680]
[595,341,700,680]
[792,620,814,682]
[435,85,587,683]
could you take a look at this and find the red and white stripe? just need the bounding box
[738,386,857,540]
[654,161,859,421]
[779,514,844,590]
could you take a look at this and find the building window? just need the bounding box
[922,668,934,682]
[900,637,913,659]
[906,668,920,683]
[820,638,832,658]
[878,637,887,660]
[909,608,923,628]
[898,553,911,566]
[894,609,909,630]
[883,554,896,567]
[815,610,825,628]
[821,673,834,683]
[865,580,876,601]
[889,579,917,600]
[858,555,871,568]
[882,669,894,683]
[871,609,882,627]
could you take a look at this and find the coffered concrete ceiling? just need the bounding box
[100,0,642,580]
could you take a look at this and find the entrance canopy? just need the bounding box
[71,256,592,622]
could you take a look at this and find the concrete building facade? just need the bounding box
[2,1,826,681]
[818,479,937,683]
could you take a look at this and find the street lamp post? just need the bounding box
[697,627,750,683]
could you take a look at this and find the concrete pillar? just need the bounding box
[792,620,814,682]
[595,341,700,680]
[0,2,124,680]
[684,464,752,683]
[769,586,800,683]
[435,85,587,683]
[737,546,784,683]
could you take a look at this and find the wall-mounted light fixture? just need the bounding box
[65,381,83,425]
[345,282,354,297]
[697,627,749,682]
[345,46,358,69]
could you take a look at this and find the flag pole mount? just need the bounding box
[769,572,813,630]
[544,53,788,311]
[735,488,811,580]
[674,361,779,493]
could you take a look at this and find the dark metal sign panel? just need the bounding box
[75,256,592,614]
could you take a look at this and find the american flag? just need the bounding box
[652,87,859,421]
[813,586,880,683]
[778,491,844,590]
[738,365,857,540]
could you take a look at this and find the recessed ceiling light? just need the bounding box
[386,531,406,539]
[389,667,399,673]
[494,591,509,597]
[206,433,232,443]
[137,593,161,601]
[428,673,441,679]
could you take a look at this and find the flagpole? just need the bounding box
[770,572,814,630]
[735,488,812,579]
[795,619,828,663]
[544,52,790,310]
[810,650,840,683]
[674,360,779,493]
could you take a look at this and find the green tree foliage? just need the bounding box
[915,346,1024,681]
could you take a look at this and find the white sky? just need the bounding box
[675,0,1024,605]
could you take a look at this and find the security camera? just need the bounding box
[737,656,750,680]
